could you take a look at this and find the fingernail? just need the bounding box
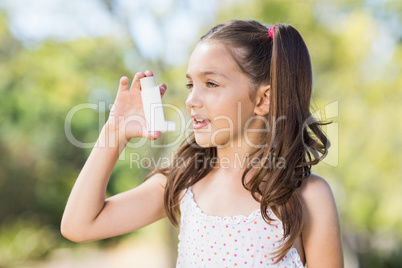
[154,132,161,139]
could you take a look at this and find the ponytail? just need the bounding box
[259,23,330,261]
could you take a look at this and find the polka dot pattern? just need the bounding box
[176,188,304,267]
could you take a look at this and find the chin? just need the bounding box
[193,135,214,148]
[194,132,232,148]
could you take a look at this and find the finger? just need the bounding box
[152,131,161,139]
[144,70,154,77]
[159,83,167,97]
[144,130,161,140]
[130,72,146,91]
[118,76,130,91]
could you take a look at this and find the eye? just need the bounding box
[186,83,193,90]
[206,81,218,88]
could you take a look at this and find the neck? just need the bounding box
[214,118,265,173]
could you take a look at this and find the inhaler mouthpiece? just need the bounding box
[140,76,175,133]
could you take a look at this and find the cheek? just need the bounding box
[212,101,252,132]
[233,100,256,133]
[225,95,254,120]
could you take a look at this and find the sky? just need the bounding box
[0,0,221,65]
[0,0,398,72]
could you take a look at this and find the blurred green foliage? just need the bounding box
[0,11,152,265]
[0,0,401,267]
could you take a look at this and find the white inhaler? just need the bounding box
[140,76,175,133]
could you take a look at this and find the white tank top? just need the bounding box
[176,187,304,268]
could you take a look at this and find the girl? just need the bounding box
[61,20,343,267]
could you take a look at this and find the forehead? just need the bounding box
[187,41,241,77]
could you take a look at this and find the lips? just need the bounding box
[191,114,210,129]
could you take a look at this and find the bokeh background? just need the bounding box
[0,0,401,267]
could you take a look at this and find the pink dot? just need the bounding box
[247,249,249,251]
[223,258,225,261]
[226,225,228,228]
[261,246,264,249]
[260,261,263,264]
[208,258,211,261]
[234,254,237,257]
[264,227,267,230]
[235,239,237,242]
[223,243,226,246]
[248,228,251,231]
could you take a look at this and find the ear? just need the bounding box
[254,84,270,116]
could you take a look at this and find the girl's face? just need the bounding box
[186,41,261,148]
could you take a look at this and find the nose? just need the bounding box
[185,88,203,109]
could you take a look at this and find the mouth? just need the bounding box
[192,115,210,129]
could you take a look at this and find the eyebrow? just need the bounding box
[186,71,228,79]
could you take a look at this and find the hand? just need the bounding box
[106,70,167,142]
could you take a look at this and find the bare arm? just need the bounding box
[61,71,168,242]
[300,174,344,267]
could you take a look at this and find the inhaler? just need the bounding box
[140,76,175,133]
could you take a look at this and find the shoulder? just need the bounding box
[297,173,344,267]
[140,172,168,198]
[297,173,335,207]
[148,172,187,200]
[297,173,339,228]
[147,172,168,188]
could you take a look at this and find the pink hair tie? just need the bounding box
[268,25,275,38]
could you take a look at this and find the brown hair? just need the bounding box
[148,20,330,262]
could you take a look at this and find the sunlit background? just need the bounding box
[0,0,401,267]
